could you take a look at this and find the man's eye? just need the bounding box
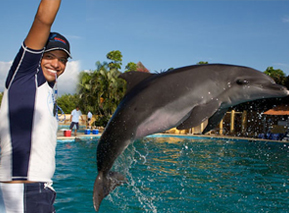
[59,58,68,64]
[44,55,53,59]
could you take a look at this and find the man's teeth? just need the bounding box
[48,69,57,74]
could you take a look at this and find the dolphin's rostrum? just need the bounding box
[93,64,289,211]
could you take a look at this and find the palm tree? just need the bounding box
[76,50,128,127]
[77,71,93,113]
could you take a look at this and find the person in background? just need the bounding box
[87,111,93,129]
[70,106,84,136]
[0,0,71,212]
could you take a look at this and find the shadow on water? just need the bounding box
[54,136,289,213]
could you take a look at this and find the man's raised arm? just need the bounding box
[25,0,61,50]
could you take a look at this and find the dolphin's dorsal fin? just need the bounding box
[176,100,221,130]
[202,108,228,134]
[119,71,154,94]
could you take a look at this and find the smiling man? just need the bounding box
[42,32,71,82]
[0,0,71,212]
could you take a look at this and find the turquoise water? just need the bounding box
[54,136,289,213]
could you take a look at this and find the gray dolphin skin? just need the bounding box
[93,64,289,211]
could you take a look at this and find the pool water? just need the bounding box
[54,136,289,213]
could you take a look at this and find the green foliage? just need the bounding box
[57,94,80,114]
[106,50,123,70]
[76,50,128,126]
[264,66,286,85]
[94,115,111,127]
[197,61,209,65]
[125,62,137,72]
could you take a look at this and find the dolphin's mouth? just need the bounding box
[263,83,289,97]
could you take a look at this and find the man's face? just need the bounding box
[41,50,68,82]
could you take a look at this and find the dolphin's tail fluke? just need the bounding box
[93,171,126,212]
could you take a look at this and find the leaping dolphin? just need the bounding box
[93,64,289,211]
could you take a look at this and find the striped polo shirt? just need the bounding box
[0,43,58,182]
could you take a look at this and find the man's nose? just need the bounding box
[51,58,60,68]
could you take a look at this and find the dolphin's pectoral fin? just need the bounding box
[177,100,221,130]
[202,108,228,134]
[93,171,127,212]
[119,71,155,94]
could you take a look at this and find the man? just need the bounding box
[0,0,71,212]
[70,106,84,136]
[87,111,93,129]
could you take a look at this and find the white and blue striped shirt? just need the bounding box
[0,43,58,182]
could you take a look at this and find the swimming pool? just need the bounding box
[54,135,289,212]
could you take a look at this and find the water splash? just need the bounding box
[107,139,158,212]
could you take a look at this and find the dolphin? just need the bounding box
[93,64,289,211]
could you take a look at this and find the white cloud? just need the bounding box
[0,61,12,92]
[0,60,81,95]
[57,60,81,95]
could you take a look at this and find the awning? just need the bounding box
[263,105,289,115]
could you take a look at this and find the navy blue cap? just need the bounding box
[45,32,71,58]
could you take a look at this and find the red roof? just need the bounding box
[136,61,150,73]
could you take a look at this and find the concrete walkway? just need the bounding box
[57,130,101,141]
[57,130,287,144]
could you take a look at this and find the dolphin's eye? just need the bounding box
[236,79,249,85]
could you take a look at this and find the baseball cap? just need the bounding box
[45,32,72,58]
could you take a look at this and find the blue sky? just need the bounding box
[0,0,289,95]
